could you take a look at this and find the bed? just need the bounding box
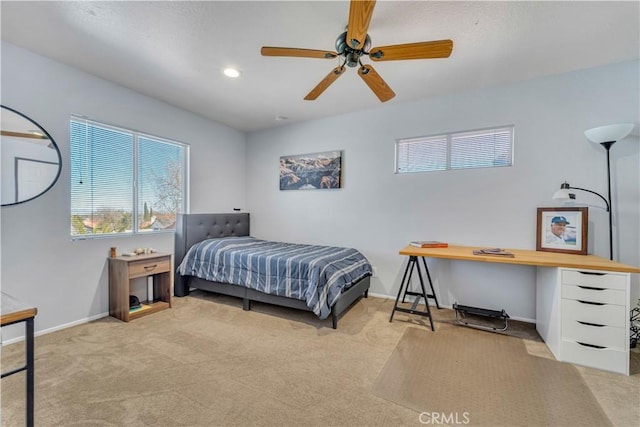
[173,213,372,328]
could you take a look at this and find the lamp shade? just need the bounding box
[553,188,571,200]
[584,123,634,143]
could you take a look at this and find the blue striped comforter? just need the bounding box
[177,236,372,319]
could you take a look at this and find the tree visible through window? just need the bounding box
[70,117,188,238]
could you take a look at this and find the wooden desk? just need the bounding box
[399,245,640,273]
[398,245,640,375]
[1,292,37,426]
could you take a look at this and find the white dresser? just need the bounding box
[537,267,630,375]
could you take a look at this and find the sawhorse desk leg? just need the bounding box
[390,256,440,331]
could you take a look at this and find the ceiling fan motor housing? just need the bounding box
[335,31,371,67]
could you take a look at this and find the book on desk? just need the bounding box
[472,248,515,258]
[410,241,448,248]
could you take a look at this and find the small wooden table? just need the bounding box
[1,292,37,427]
[108,252,172,322]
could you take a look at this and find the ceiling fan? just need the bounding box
[0,130,48,140]
[261,0,453,102]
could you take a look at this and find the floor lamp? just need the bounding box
[553,123,634,261]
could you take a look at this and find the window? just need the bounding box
[70,117,188,238]
[395,126,514,174]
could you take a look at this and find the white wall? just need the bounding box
[246,60,640,321]
[1,42,247,340]
[2,40,637,339]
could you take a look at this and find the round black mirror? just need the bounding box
[1,105,62,206]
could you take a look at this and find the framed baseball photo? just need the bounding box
[536,207,588,255]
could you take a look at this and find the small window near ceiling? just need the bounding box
[395,126,514,174]
[70,116,189,239]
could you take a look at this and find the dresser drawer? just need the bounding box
[561,340,628,375]
[561,284,625,306]
[128,257,171,278]
[561,299,626,328]
[561,270,626,291]
[561,319,626,349]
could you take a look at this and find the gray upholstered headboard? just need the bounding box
[174,212,250,296]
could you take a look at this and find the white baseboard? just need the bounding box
[1,312,109,346]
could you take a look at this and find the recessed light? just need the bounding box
[223,68,240,78]
[275,116,288,121]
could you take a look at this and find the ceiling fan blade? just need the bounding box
[261,46,338,59]
[346,0,376,50]
[1,130,48,140]
[304,66,346,100]
[357,64,395,102]
[369,39,454,61]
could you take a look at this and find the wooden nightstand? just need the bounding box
[108,252,172,322]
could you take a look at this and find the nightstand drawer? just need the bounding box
[561,299,626,328]
[128,257,171,279]
[561,270,626,291]
[561,340,627,375]
[562,319,626,349]
[561,284,625,306]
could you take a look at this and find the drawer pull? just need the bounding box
[576,341,606,350]
[577,271,605,276]
[577,321,605,328]
[577,300,605,306]
[577,285,605,291]
[144,264,158,271]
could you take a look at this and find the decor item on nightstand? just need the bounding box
[553,123,634,261]
[536,207,588,255]
[279,150,342,190]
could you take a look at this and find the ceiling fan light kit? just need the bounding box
[261,0,453,102]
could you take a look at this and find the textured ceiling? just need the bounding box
[1,1,639,132]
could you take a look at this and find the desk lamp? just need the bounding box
[553,123,634,261]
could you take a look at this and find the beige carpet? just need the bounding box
[1,292,639,426]
[372,326,611,426]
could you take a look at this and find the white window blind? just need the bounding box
[70,117,188,238]
[396,126,514,174]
